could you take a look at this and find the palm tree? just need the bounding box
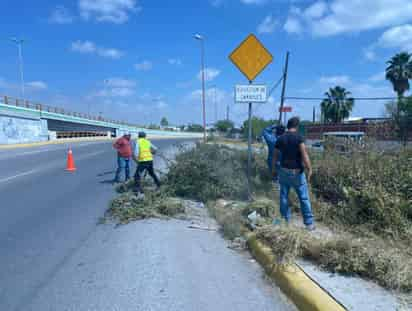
[321,86,355,123]
[386,52,412,99]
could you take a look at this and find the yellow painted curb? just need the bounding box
[247,234,347,311]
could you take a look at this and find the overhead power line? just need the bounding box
[268,75,284,97]
[285,96,397,101]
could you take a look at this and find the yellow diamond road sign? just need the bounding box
[229,34,273,82]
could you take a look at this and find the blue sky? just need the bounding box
[1,0,412,126]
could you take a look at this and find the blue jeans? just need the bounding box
[279,168,314,225]
[114,156,130,182]
[268,159,281,182]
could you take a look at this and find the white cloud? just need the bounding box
[26,81,48,90]
[79,0,141,24]
[104,78,136,88]
[49,5,74,24]
[377,24,412,51]
[303,1,327,19]
[71,40,123,59]
[93,77,137,98]
[210,0,223,7]
[97,48,123,59]
[284,0,412,37]
[135,60,153,71]
[257,15,277,34]
[319,75,351,86]
[240,0,266,5]
[168,58,182,66]
[197,68,220,82]
[71,40,96,53]
[284,16,303,34]
[156,100,168,109]
[363,48,377,61]
[368,72,386,82]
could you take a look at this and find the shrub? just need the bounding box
[311,148,412,240]
[165,143,272,202]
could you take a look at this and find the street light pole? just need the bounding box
[10,38,25,101]
[194,34,207,143]
[212,84,217,124]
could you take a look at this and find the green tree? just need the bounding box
[160,117,169,127]
[215,119,234,133]
[386,96,412,145]
[386,52,412,100]
[241,117,277,141]
[187,124,204,132]
[321,86,355,123]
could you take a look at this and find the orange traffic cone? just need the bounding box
[66,148,77,172]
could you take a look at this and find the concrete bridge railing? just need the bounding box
[0,95,202,145]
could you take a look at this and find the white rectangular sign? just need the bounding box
[235,85,267,103]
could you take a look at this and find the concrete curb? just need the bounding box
[246,233,347,311]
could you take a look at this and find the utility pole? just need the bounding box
[247,81,253,200]
[194,34,207,143]
[313,106,316,123]
[226,104,229,121]
[10,38,25,101]
[278,51,290,125]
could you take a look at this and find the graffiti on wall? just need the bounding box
[0,116,48,144]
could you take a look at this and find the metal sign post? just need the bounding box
[229,34,273,199]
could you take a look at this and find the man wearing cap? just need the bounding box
[113,134,132,183]
[133,132,161,194]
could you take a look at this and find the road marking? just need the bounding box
[0,141,109,160]
[0,169,39,184]
[76,150,106,160]
[0,150,108,184]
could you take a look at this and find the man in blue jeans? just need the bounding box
[272,117,315,230]
[261,124,285,182]
[113,134,132,183]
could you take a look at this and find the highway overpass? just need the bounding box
[0,95,200,144]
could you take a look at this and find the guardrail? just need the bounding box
[1,95,137,127]
[0,94,203,139]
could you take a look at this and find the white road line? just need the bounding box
[0,150,108,184]
[0,141,110,159]
[0,169,39,184]
[76,150,107,160]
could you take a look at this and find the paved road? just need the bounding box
[0,140,295,311]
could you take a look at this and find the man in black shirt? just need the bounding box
[272,117,314,230]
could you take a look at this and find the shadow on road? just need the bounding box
[99,179,116,185]
[97,171,116,177]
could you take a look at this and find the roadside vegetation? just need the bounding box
[163,143,412,292]
[105,51,412,297]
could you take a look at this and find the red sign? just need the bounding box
[279,106,292,113]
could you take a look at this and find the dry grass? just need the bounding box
[106,142,412,293]
[256,225,412,292]
[107,191,185,224]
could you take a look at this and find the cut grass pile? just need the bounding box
[108,191,185,224]
[256,225,412,292]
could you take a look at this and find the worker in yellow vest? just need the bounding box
[133,131,161,194]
